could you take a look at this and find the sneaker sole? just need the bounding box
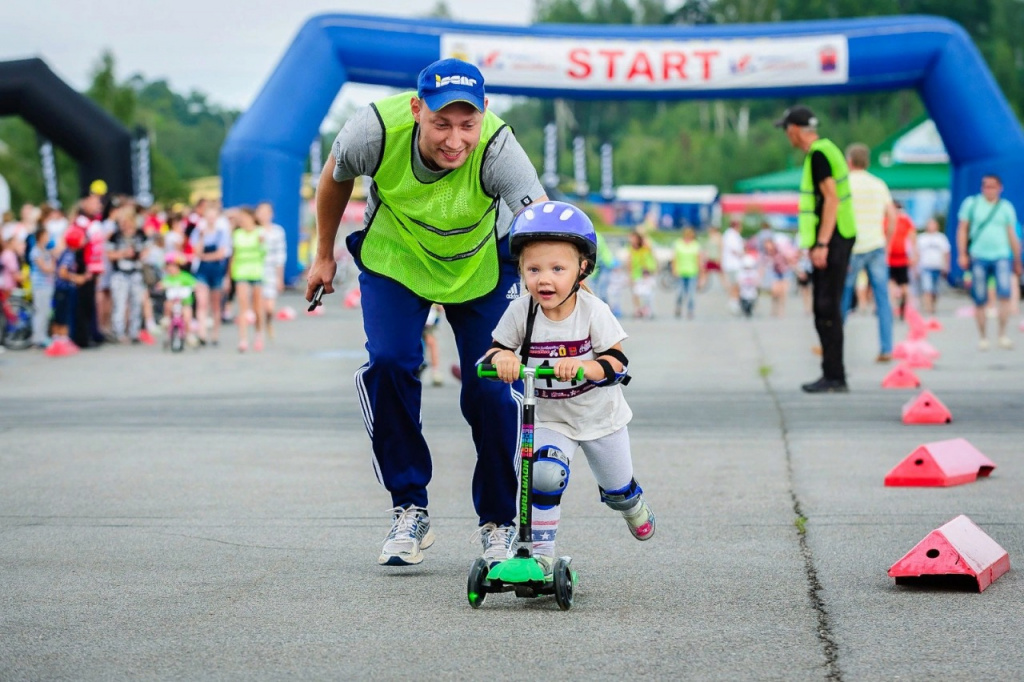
[378,530,436,566]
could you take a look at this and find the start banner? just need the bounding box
[441,33,848,91]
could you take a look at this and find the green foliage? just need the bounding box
[0,51,237,208]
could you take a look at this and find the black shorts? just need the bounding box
[889,265,909,286]
[53,288,73,327]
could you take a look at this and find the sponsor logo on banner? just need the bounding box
[442,34,848,90]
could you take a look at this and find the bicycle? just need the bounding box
[1,289,34,350]
[163,286,192,353]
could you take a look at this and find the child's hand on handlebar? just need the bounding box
[553,358,585,382]
[493,350,521,384]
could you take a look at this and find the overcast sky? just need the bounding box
[0,0,534,112]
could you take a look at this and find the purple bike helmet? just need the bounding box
[509,201,598,279]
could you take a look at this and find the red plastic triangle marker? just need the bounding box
[913,340,940,359]
[881,363,921,389]
[884,438,995,486]
[904,306,929,339]
[901,390,952,424]
[888,515,1011,592]
[904,352,934,369]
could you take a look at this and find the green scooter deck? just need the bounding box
[487,556,548,584]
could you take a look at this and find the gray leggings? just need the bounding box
[111,271,145,339]
[32,281,54,345]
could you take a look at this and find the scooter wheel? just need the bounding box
[467,557,490,609]
[553,558,574,611]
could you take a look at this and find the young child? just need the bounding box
[159,252,198,343]
[916,217,951,315]
[737,252,761,318]
[47,226,89,356]
[420,304,445,387]
[28,224,56,348]
[485,201,655,571]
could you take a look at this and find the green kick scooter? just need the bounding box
[467,363,582,611]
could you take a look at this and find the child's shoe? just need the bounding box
[621,496,656,541]
[600,479,656,541]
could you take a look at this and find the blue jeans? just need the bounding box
[351,233,522,525]
[970,258,1012,305]
[841,247,893,355]
[675,276,696,314]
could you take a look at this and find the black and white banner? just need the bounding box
[37,134,61,208]
[309,136,323,178]
[132,126,153,207]
[573,135,588,197]
[541,122,559,189]
[600,142,614,200]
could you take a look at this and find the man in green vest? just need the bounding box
[307,58,548,568]
[776,105,857,393]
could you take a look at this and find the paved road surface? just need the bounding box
[2,283,1020,680]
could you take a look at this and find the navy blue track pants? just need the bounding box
[354,243,523,526]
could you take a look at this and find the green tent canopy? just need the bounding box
[735,163,950,192]
[736,116,951,193]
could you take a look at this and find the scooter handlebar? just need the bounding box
[477,364,584,381]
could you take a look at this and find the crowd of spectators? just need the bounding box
[0,184,287,356]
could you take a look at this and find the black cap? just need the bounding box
[774,105,818,129]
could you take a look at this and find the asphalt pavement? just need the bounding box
[1,280,1021,681]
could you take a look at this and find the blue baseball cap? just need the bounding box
[416,58,486,112]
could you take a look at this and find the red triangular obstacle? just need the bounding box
[904,304,929,339]
[881,363,921,389]
[888,515,1010,592]
[884,438,995,486]
[901,390,952,424]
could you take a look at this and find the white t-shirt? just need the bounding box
[849,169,892,254]
[721,228,745,273]
[917,231,951,271]
[492,289,632,441]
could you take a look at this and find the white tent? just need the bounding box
[0,173,10,215]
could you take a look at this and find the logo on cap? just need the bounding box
[435,74,478,88]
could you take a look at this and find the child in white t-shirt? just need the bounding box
[485,201,655,570]
[737,252,761,318]
[916,218,951,314]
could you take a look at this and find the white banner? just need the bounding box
[441,33,848,90]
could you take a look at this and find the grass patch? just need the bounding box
[759,364,773,378]
[794,515,808,535]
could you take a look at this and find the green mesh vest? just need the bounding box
[798,138,856,248]
[359,93,506,303]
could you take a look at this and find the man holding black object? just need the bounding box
[306,58,547,567]
[776,105,857,393]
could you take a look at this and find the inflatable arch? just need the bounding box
[0,58,134,200]
[222,14,1024,283]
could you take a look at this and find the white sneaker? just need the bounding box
[979,338,990,351]
[998,335,1013,349]
[379,506,434,566]
[621,496,657,541]
[479,522,517,564]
